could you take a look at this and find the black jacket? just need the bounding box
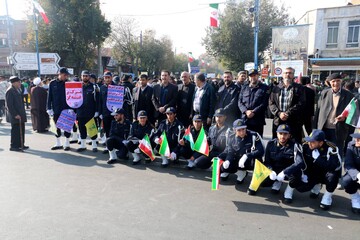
[177,83,195,126]
[344,141,360,180]
[47,78,70,115]
[109,119,131,140]
[216,82,240,124]
[152,83,178,118]
[152,119,184,153]
[76,82,99,118]
[192,83,216,121]
[5,86,27,124]
[128,121,153,140]
[132,85,155,123]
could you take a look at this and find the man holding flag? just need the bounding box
[152,107,183,167]
[220,119,264,185]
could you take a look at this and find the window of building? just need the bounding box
[326,22,339,48]
[0,38,7,47]
[347,20,360,48]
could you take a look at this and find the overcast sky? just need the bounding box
[1,0,349,57]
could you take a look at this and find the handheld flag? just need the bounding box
[139,134,156,161]
[210,3,219,27]
[212,157,223,190]
[85,118,98,138]
[341,98,360,127]
[49,117,57,134]
[159,131,170,157]
[183,126,195,150]
[193,126,209,156]
[249,159,272,191]
[33,1,49,24]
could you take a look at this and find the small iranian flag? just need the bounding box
[210,3,219,28]
[183,126,195,150]
[33,1,50,24]
[193,126,209,156]
[188,52,195,63]
[139,134,156,161]
[342,98,360,127]
[159,131,170,157]
[212,157,223,190]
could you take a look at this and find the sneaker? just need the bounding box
[161,157,169,167]
[107,159,117,164]
[351,192,360,214]
[310,184,322,199]
[186,160,196,170]
[283,185,294,204]
[235,170,247,184]
[247,188,256,195]
[271,181,282,194]
[320,191,333,210]
[220,172,230,181]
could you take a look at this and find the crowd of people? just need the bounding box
[1,66,360,214]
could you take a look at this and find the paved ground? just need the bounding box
[0,113,359,239]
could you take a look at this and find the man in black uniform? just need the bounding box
[216,71,240,126]
[132,74,155,126]
[76,70,99,152]
[125,110,153,165]
[47,67,72,151]
[292,130,342,210]
[106,108,131,164]
[152,107,184,167]
[343,128,360,213]
[257,124,305,202]
[5,76,28,151]
[238,69,270,137]
[220,119,264,185]
[119,74,134,122]
[177,71,195,127]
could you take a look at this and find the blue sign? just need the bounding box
[191,67,200,74]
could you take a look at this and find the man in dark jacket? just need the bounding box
[177,71,195,127]
[5,76,27,151]
[301,76,315,135]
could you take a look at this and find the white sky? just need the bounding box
[1,0,349,57]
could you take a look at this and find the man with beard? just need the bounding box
[238,69,270,137]
[216,71,240,126]
[76,70,99,152]
[236,71,247,91]
[30,77,49,133]
[177,71,195,127]
[47,67,72,151]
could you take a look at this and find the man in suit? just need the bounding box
[177,71,195,127]
[269,67,305,143]
[300,76,315,135]
[132,74,155,126]
[5,76,28,151]
[192,72,216,130]
[315,73,353,157]
[152,70,178,125]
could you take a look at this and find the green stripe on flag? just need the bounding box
[210,3,219,9]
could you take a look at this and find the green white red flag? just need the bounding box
[183,126,195,150]
[193,126,209,156]
[139,134,156,161]
[188,52,195,63]
[341,98,360,127]
[210,3,219,28]
[212,157,223,190]
[159,131,170,157]
[33,1,49,24]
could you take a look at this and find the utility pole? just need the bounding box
[5,0,14,75]
[253,0,260,70]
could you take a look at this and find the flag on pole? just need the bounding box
[210,3,219,27]
[193,126,209,156]
[188,52,195,62]
[341,98,360,127]
[183,126,195,150]
[159,131,170,157]
[188,62,191,74]
[85,118,98,138]
[139,134,156,161]
[33,1,49,24]
[294,72,302,84]
[211,157,224,190]
[249,159,272,191]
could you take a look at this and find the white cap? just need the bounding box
[34,77,41,86]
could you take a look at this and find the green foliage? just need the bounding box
[27,0,111,74]
[203,0,289,72]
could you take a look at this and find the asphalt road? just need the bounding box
[0,114,359,240]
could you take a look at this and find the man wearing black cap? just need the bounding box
[5,76,27,151]
[125,110,154,164]
[152,107,183,167]
[257,124,305,202]
[47,67,72,150]
[342,128,360,213]
[238,69,269,137]
[216,71,240,126]
[315,73,353,157]
[76,70,100,152]
[189,108,229,170]
[106,108,131,164]
[133,74,155,126]
[292,129,342,210]
[220,119,264,185]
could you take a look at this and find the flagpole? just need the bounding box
[33,2,41,77]
[254,0,260,70]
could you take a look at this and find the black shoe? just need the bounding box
[10,147,23,152]
[107,159,117,164]
[144,159,151,163]
[92,148,98,153]
[22,145,29,150]
[69,140,78,144]
[352,207,360,214]
[320,203,330,211]
[102,149,109,154]
[63,146,70,151]
[271,189,280,195]
[51,146,63,150]
[220,174,229,181]
[161,163,169,168]
[283,198,293,204]
[247,189,256,195]
[132,160,141,165]
[310,192,320,199]
[88,141,98,145]
[77,148,86,152]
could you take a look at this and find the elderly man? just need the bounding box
[315,73,353,157]
[177,71,195,127]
